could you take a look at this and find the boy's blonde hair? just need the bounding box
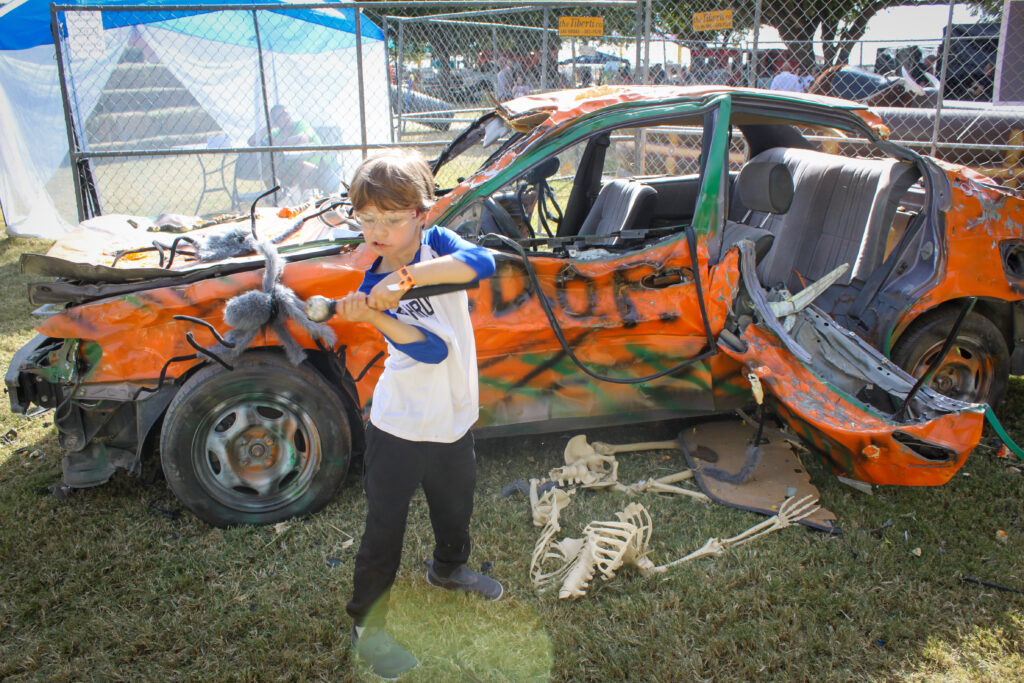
[349,151,435,212]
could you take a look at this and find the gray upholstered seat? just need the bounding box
[737,147,921,290]
[717,160,794,264]
[576,179,657,240]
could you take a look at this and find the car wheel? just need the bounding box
[160,353,351,526]
[891,310,1009,408]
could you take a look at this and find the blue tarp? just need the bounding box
[0,0,383,52]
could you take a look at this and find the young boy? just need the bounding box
[338,151,499,679]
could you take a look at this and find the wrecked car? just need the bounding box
[8,85,1023,526]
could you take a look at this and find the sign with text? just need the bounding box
[558,16,604,37]
[692,10,733,32]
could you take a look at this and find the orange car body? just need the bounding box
[9,86,1021,524]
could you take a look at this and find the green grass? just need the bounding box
[0,235,1022,681]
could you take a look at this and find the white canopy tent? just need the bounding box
[0,0,388,238]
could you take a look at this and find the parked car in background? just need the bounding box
[941,22,1000,101]
[418,66,495,104]
[10,85,1023,526]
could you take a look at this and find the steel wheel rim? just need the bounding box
[911,339,992,404]
[192,392,322,513]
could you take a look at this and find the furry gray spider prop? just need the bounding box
[209,238,336,365]
[197,226,255,262]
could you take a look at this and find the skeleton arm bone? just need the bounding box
[648,496,819,574]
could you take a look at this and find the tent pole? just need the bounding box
[355,7,368,160]
[252,9,278,197]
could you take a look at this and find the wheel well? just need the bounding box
[144,348,367,467]
[305,348,367,459]
[896,297,1014,352]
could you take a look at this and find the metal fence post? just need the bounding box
[491,24,498,73]
[931,0,957,157]
[643,0,651,83]
[634,0,642,83]
[396,18,405,139]
[356,7,368,160]
[750,0,763,88]
[52,6,88,221]
[541,7,549,91]
[252,9,278,191]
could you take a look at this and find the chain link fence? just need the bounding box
[645,0,1023,185]
[53,1,1022,221]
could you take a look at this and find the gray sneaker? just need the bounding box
[424,558,504,601]
[352,625,417,680]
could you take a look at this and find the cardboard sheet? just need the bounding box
[683,419,839,533]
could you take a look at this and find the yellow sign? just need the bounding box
[558,16,604,37]
[692,9,733,32]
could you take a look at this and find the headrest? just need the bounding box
[737,162,794,215]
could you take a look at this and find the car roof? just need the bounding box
[500,84,882,131]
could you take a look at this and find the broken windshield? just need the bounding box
[432,113,520,190]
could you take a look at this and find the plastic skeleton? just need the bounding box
[529,484,819,599]
[529,480,655,599]
[529,481,584,590]
[545,434,710,501]
[557,503,656,600]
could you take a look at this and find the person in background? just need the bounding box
[495,62,513,100]
[651,63,668,85]
[247,104,327,197]
[340,151,500,680]
[512,71,530,98]
[770,54,806,93]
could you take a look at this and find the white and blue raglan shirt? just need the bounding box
[359,226,496,443]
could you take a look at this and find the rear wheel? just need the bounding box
[892,310,1009,408]
[160,353,351,526]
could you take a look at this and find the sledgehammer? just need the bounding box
[305,282,479,322]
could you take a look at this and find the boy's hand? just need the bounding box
[334,292,376,323]
[367,276,406,311]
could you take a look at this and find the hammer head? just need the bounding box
[304,295,336,323]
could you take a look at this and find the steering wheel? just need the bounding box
[482,197,525,239]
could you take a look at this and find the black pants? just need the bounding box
[346,423,476,627]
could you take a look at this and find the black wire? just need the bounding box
[164,236,200,269]
[52,376,83,421]
[250,185,281,241]
[354,351,385,383]
[752,403,766,446]
[184,332,233,370]
[896,296,976,421]
[482,231,718,385]
[537,180,562,238]
[172,315,236,348]
[131,354,199,400]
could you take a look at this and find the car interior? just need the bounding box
[461,107,928,298]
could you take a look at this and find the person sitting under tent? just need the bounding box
[247,104,339,197]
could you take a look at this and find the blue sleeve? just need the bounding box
[426,226,496,280]
[385,324,449,364]
[357,260,385,295]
